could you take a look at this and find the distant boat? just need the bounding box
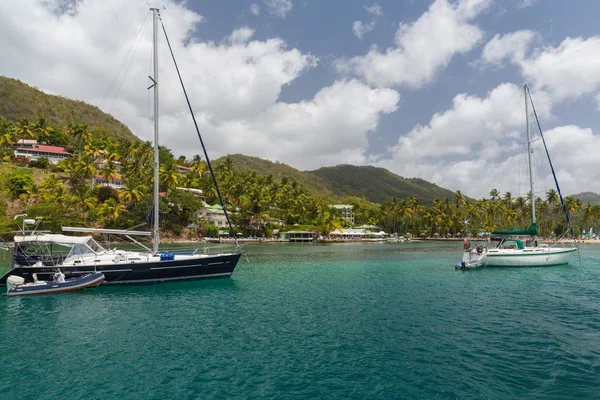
[459,84,577,268]
[1,8,242,285]
[6,270,104,297]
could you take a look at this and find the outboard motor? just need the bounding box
[6,275,25,292]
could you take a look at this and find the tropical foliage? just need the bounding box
[0,115,594,240]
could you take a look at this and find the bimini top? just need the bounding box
[491,223,537,237]
[14,234,93,245]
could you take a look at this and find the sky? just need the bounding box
[2,0,600,199]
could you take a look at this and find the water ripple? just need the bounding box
[1,242,600,398]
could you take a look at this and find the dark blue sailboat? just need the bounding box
[1,8,243,286]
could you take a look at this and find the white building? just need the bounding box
[197,202,228,227]
[92,174,124,189]
[328,228,387,241]
[331,204,355,224]
[13,143,72,164]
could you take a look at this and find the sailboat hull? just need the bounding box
[483,247,576,267]
[0,253,242,285]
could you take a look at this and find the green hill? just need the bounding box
[219,154,337,200]
[307,165,455,204]
[572,192,600,205]
[0,76,137,141]
[220,155,456,205]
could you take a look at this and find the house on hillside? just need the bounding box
[177,165,192,174]
[331,204,355,224]
[92,174,124,189]
[13,142,72,164]
[197,202,228,227]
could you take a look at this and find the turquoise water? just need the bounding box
[2,242,600,399]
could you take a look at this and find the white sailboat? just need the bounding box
[459,84,577,268]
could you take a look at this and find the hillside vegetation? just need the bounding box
[1,75,598,239]
[222,155,455,205]
[0,76,137,141]
[572,192,600,205]
[307,165,455,205]
[219,154,337,200]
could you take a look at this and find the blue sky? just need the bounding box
[2,0,600,199]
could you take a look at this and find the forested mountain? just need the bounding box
[572,192,600,205]
[220,155,455,205]
[0,76,137,141]
[307,165,456,205]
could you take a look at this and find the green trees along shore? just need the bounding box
[0,115,595,240]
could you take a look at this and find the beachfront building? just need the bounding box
[331,204,355,224]
[328,228,388,241]
[279,231,317,242]
[13,142,72,164]
[197,202,228,227]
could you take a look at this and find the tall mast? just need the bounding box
[152,8,160,253]
[524,84,536,226]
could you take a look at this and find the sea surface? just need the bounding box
[1,241,600,399]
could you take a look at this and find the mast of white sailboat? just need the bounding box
[152,7,160,254]
[524,84,536,228]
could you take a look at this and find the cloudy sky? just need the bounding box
[2,0,600,199]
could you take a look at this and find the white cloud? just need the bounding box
[520,36,600,101]
[365,3,383,16]
[479,30,538,66]
[480,33,600,103]
[336,0,493,88]
[250,3,260,16]
[353,3,384,40]
[195,80,400,169]
[226,27,255,44]
[517,0,537,8]
[263,0,293,18]
[353,20,376,40]
[536,125,600,196]
[0,0,400,171]
[376,83,564,198]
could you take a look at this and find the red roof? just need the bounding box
[29,145,70,155]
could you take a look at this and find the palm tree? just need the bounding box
[33,117,50,142]
[12,118,34,141]
[84,143,104,159]
[0,121,14,147]
[66,123,91,150]
[98,198,128,224]
[100,159,120,183]
[73,186,98,220]
[489,188,500,202]
[159,162,179,191]
[118,184,145,205]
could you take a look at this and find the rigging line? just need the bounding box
[157,13,240,249]
[527,89,575,241]
[101,10,151,110]
[109,18,150,114]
